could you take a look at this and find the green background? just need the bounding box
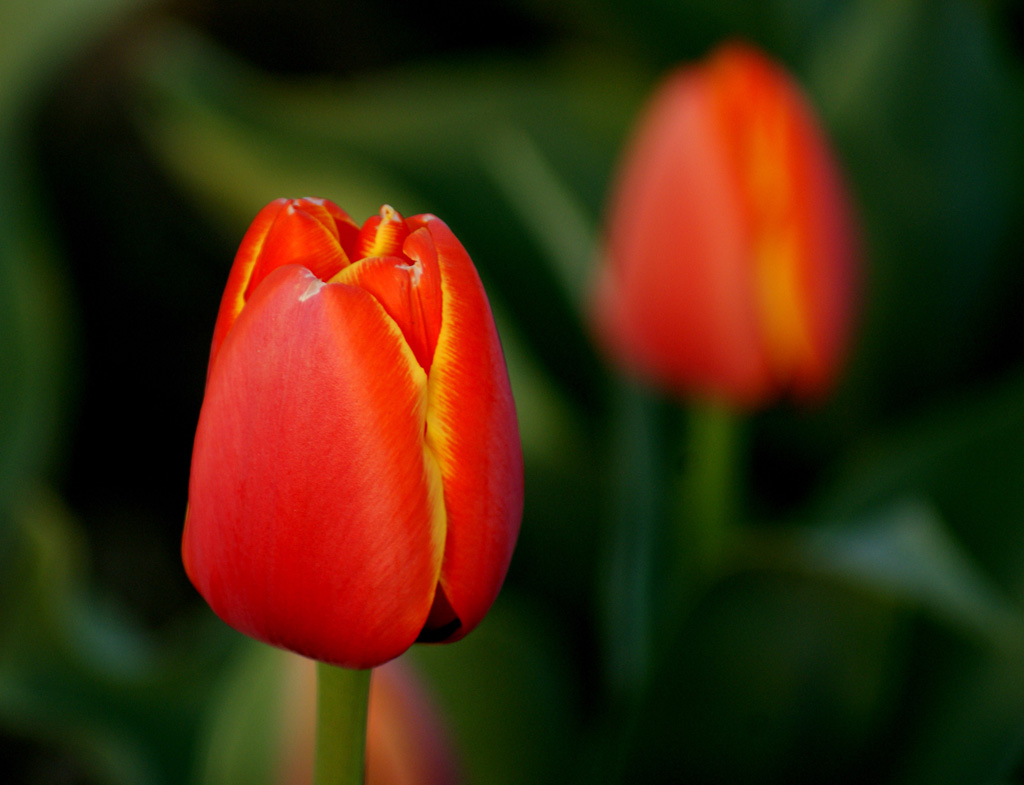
[3,1,1024,783]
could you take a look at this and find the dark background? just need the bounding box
[3,1,1024,783]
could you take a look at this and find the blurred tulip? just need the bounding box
[591,42,858,407]
[279,656,460,785]
[184,198,523,669]
[365,661,462,785]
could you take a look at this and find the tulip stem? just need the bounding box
[314,662,372,785]
[681,399,740,573]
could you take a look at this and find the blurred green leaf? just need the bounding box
[0,0,147,117]
[807,0,1024,421]
[820,370,1024,606]
[479,126,598,313]
[770,500,1023,645]
[626,490,1024,783]
[633,568,906,785]
[0,487,156,784]
[132,31,418,231]
[889,635,1024,785]
[0,486,236,785]
[0,188,72,515]
[467,286,589,477]
[192,642,295,785]
[0,0,151,514]
[797,369,1024,782]
[0,487,91,659]
[411,596,581,785]
[599,379,664,701]
[132,22,644,413]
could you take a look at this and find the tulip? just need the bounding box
[183,198,523,669]
[592,42,858,408]
[365,660,461,785]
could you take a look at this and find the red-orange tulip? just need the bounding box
[183,198,523,669]
[592,42,858,407]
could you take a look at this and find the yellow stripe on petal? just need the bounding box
[711,45,817,391]
[353,205,411,260]
[186,265,446,667]
[325,263,450,619]
[208,198,291,372]
[416,216,523,642]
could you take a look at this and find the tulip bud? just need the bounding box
[591,43,858,408]
[184,199,523,669]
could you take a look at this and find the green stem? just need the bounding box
[680,399,741,574]
[314,663,372,785]
[602,378,660,699]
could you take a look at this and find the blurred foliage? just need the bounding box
[2,0,1024,783]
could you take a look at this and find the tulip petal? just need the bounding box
[776,74,858,399]
[354,205,411,260]
[412,216,523,641]
[598,67,770,404]
[184,264,445,668]
[709,43,858,401]
[245,200,357,300]
[209,198,289,374]
[330,241,442,374]
[208,199,360,372]
[709,45,817,397]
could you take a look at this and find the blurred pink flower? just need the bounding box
[278,656,461,785]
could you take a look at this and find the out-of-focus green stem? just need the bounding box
[602,378,660,700]
[594,377,663,785]
[314,662,372,785]
[680,399,741,575]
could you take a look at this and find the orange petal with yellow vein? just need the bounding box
[184,265,443,668]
